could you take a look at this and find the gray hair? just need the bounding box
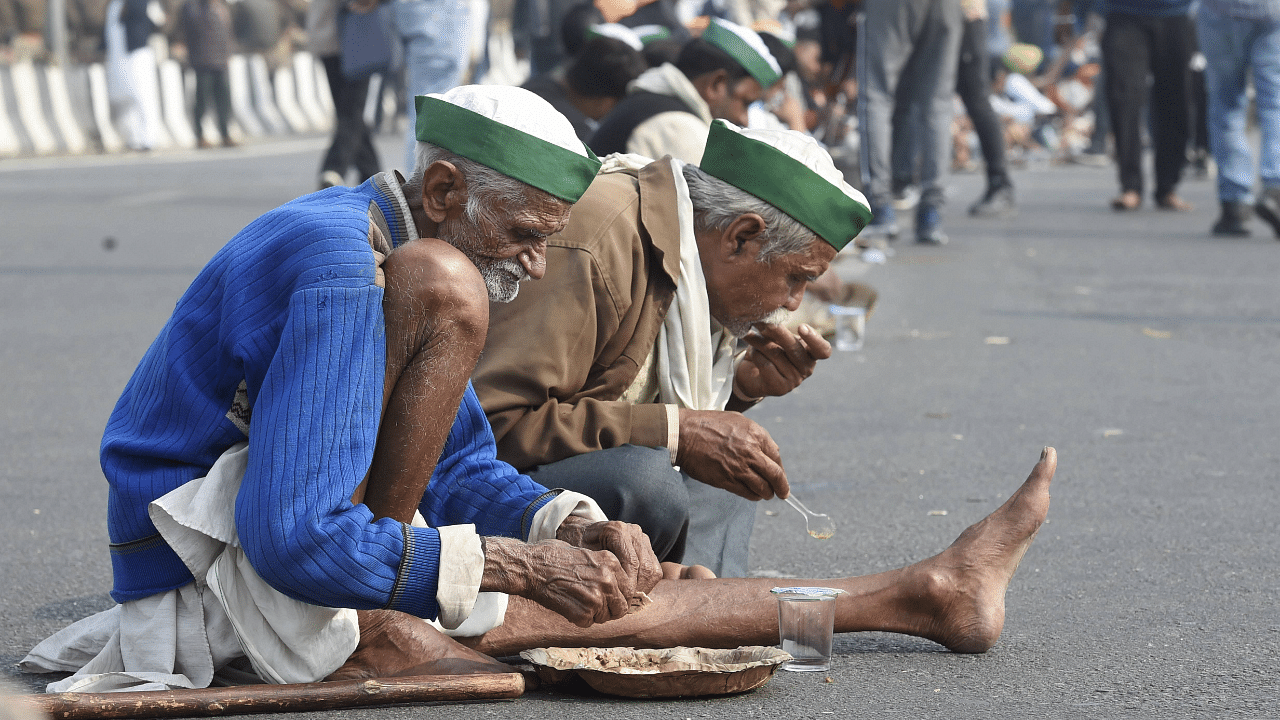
[681,163,819,262]
[406,142,537,227]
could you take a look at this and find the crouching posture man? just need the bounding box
[21,84,648,691]
[474,121,872,577]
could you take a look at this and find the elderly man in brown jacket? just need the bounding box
[473,121,872,577]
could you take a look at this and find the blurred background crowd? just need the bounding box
[2,0,1276,242]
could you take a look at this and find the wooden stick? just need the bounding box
[18,673,526,720]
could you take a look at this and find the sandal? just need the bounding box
[1111,191,1141,211]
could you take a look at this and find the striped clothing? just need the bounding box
[102,172,554,621]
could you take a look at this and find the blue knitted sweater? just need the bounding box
[101,174,555,620]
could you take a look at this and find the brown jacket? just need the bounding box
[473,160,685,472]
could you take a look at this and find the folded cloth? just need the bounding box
[22,443,604,692]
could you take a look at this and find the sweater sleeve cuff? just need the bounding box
[527,491,608,542]
[384,523,441,619]
[434,524,483,630]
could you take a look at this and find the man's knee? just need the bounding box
[382,239,489,347]
[608,445,690,529]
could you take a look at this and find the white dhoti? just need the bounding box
[21,443,603,692]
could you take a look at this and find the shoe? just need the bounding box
[1111,191,1141,211]
[1255,187,1280,238]
[969,184,1017,218]
[892,184,920,211]
[222,137,240,148]
[319,170,345,189]
[1210,201,1251,237]
[197,138,215,149]
[1190,149,1211,179]
[915,206,948,245]
[1156,193,1193,212]
[862,205,900,241]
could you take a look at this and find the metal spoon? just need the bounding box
[784,495,836,540]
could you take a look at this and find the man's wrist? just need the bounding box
[556,514,593,545]
[479,535,529,597]
[732,377,763,403]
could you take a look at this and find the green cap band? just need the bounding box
[699,121,871,251]
[632,24,672,45]
[700,19,782,89]
[415,95,602,203]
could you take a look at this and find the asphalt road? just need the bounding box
[2,133,1278,719]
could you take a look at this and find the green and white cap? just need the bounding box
[699,120,871,251]
[415,85,602,203]
[630,24,673,45]
[587,22,644,50]
[699,17,782,89]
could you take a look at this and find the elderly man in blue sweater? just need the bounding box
[22,84,659,691]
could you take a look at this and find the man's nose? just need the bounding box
[783,284,806,312]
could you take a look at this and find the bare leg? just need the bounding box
[464,447,1055,656]
[330,238,513,680]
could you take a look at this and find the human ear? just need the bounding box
[723,213,768,258]
[421,160,466,223]
[695,69,731,104]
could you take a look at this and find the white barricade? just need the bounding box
[87,63,127,153]
[227,54,266,137]
[0,67,22,156]
[272,64,310,133]
[45,64,89,154]
[9,60,59,154]
[293,52,332,132]
[160,59,197,148]
[248,54,288,135]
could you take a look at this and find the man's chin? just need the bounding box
[489,285,519,303]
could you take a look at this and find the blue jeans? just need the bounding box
[1196,4,1280,203]
[391,0,469,172]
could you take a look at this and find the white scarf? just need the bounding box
[599,154,740,411]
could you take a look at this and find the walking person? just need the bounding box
[857,0,964,244]
[105,0,168,151]
[1100,0,1195,211]
[307,0,382,188]
[180,0,237,148]
[1196,0,1280,238]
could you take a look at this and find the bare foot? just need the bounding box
[906,447,1055,653]
[1111,191,1141,211]
[326,609,515,681]
[660,562,717,580]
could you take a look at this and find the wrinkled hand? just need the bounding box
[676,409,790,501]
[481,536,635,627]
[557,517,662,597]
[734,323,831,400]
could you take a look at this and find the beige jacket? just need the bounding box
[473,161,686,472]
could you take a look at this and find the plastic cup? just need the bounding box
[828,304,866,351]
[770,587,844,672]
